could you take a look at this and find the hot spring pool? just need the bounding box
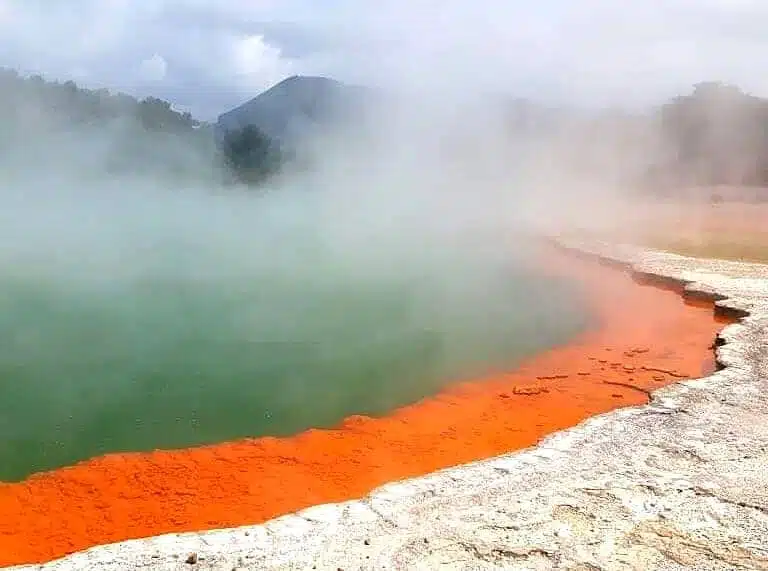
[0,188,592,481]
[0,264,590,481]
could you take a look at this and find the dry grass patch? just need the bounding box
[645,230,768,263]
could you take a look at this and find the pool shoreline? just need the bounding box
[0,241,737,568]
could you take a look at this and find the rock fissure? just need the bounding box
[692,487,768,516]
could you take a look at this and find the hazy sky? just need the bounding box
[2,0,768,119]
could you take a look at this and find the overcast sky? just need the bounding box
[1,0,768,119]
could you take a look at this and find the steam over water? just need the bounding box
[0,182,591,481]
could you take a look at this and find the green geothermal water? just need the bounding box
[0,244,591,481]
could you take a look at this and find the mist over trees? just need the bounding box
[653,82,768,189]
[505,81,768,198]
[0,68,282,186]
[2,68,768,194]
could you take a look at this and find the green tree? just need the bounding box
[220,125,283,185]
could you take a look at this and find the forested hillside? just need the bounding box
[0,68,200,131]
[0,68,227,183]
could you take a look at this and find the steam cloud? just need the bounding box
[0,0,761,478]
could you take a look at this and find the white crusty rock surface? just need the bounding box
[9,240,768,571]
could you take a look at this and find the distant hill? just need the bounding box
[215,75,373,148]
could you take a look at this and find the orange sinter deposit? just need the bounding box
[0,246,731,566]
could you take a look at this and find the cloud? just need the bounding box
[0,0,299,118]
[309,0,768,107]
[138,54,168,82]
[4,0,768,118]
[228,35,295,93]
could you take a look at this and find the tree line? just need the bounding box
[0,68,283,186]
[4,69,768,191]
[653,81,768,189]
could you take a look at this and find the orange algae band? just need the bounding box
[0,248,731,567]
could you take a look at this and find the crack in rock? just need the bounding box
[455,540,555,564]
[692,487,768,516]
[628,520,768,570]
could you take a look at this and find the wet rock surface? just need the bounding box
[9,240,768,571]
